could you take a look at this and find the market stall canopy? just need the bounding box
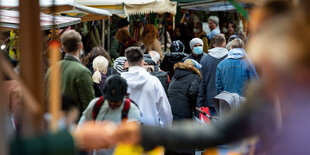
[178,1,252,12]
[75,0,177,16]
[0,10,81,30]
[173,0,265,6]
[0,0,112,17]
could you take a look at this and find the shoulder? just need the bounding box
[75,64,92,76]
[129,102,140,112]
[82,97,101,115]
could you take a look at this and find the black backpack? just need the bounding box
[147,66,170,94]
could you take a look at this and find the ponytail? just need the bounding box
[92,70,101,83]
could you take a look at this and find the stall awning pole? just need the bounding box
[19,0,44,135]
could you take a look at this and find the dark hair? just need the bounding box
[61,30,82,53]
[194,21,202,29]
[116,29,132,44]
[226,21,237,29]
[125,47,143,66]
[211,34,226,47]
[117,18,129,29]
[82,46,111,65]
[62,94,78,112]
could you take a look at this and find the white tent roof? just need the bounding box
[0,10,81,30]
[0,0,112,16]
[75,0,159,5]
[75,0,177,16]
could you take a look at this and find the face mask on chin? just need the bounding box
[193,46,203,55]
[193,28,200,34]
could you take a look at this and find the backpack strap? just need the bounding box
[122,97,131,120]
[92,96,104,120]
[154,65,159,72]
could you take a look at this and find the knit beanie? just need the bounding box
[170,40,185,53]
[189,38,204,50]
[208,16,219,26]
[113,56,127,74]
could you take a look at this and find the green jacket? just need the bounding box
[109,35,120,60]
[11,130,76,155]
[46,54,95,113]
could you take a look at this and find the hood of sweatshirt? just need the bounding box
[226,48,246,59]
[208,47,228,59]
[121,66,148,89]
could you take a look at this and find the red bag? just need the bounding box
[199,107,212,123]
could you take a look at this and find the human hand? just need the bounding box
[73,121,117,151]
[115,121,141,145]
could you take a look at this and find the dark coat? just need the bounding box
[183,52,207,64]
[160,52,188,78]
[168,62,201,120]
[197,54,227,108]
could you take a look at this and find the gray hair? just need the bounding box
[230,38,244,49]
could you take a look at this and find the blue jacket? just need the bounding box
[216,48,258,96]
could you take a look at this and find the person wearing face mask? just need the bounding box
[184,38,207,64]
[193,21,209,53]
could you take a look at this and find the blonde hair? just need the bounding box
[92,56,109,83]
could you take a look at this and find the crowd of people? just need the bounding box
[3,0,310,155]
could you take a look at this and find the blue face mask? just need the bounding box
[193,46,203,55]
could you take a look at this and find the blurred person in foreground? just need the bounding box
[116,6,310,155]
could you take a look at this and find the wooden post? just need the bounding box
[19,0,44,134]
[48,41,61,132]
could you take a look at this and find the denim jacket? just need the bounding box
[216,48,258,96]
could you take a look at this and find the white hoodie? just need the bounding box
[121,66,172,127]
[208,47,229,59]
